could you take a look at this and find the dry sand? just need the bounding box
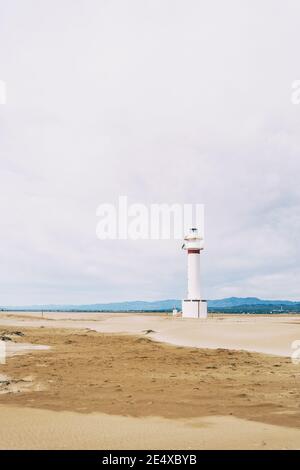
[1,406,300,450]
[1,311,300,356]
[0,318,300,449]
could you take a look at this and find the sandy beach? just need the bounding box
[1,311,300,356]
[0,313,300,449]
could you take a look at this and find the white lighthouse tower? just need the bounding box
[182,228,207,318]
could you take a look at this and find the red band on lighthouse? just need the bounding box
[187,249,200,254]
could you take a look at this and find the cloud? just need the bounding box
[0,0,299,304]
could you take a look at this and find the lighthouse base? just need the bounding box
[182,300,207,319]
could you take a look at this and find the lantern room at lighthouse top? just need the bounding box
[182,228,204,251]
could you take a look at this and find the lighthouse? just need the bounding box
[182,228,207,318]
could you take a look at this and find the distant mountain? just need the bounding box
[208,297,296,308]
[1,297,299,312]
[0,299,181,312]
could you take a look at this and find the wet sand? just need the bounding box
[0,321,300,449]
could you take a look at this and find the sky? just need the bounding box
[0,0,300,305]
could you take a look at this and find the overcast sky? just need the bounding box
[0,0,300,305]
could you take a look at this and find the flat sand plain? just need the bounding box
[1,311,300,356]
[0,313,300,449]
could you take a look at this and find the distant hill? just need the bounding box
[1,297,300,313]
[0,299,181,312]
[208,297,296,308]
